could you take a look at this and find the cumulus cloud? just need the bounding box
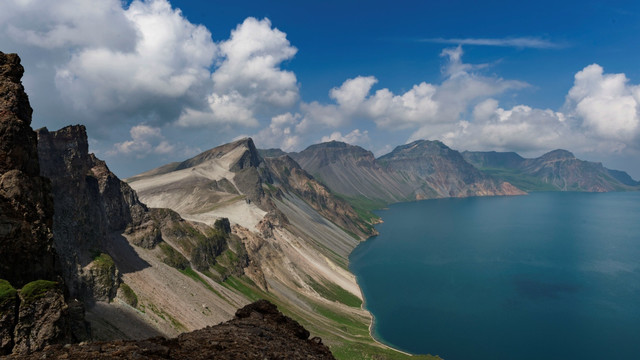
[56,0,216,118]
[321,129,370,145]
[417,62,640,158]
[0,0,217,131]
[178,17,299,127]
[253,113,303,151]
[110,124,200,158]
[297,46,524,136]
[567,64,640,141]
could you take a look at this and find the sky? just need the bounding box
[1,0,640,179]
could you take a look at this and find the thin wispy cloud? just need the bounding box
[422,37,563,49]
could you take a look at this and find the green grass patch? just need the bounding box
[0,279,17,306]
[307,277,362,308]
[20,280,58,303]
[159,242,190,270]
[332,341,441,360]
[119,283,138,307]
[222,275,263,302]
[180,267,231,304]
[479,167,557,192]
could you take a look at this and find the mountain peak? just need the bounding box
[540,149,575,161]
[380,139,451,160]
[176,137,261,172]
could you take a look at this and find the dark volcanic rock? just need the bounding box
[0,51,58,288]
[12,284,73,354]
[36,125,151,302]
[9,300,336,359]
[0,51,78,355]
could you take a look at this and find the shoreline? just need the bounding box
[350,234,416,357]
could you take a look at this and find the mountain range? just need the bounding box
[1,50,638,359]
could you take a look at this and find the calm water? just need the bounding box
[349,192,640,360]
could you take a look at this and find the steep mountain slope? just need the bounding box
[36,125,249,342]
[289,141,412,204]
[463,149,640,192]
[378,140,524,199]
[287,140,523,207]
[126,140,423,359]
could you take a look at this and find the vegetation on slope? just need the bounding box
[0,279,17,306]
[20,280,58,303]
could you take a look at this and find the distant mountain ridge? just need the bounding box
[462,149,639,192]
[275,140,525,208]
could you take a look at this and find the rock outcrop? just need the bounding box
[0,52,79,356]
[0,51,58,289]
[8,300,336,360]
[36,125,149,302]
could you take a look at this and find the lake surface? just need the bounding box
[349,192,640,360]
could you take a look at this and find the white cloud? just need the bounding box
[55,0,216,117]
[298,46,524,135]
[422,37,561,49]
[253,113,302,151]
[321,129,370,145]
[179,17,299,128]
[111,124,200,158]
[567,64,640,141]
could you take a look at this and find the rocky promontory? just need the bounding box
[7,300,336,360]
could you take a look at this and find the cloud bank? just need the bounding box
[0,0,638,177]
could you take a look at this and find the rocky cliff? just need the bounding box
[463,149,640,192]
[0,52,80,355]
[0,52,57,289]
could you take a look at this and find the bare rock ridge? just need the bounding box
[0,52,76,355]
[462,149,640,191]
[7,299,336,360]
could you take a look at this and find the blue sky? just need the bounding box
[1,0,639,178]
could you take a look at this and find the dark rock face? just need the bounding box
[12,285,73,354]
[36,125,149,302]
[0,52,58,288]
[0,52,79,355]
[9,300,336,359]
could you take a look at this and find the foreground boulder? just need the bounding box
[8,300,336,359]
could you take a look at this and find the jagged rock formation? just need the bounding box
[7,300,336,360]
[462,149,640,192]
[35,125,250,341]
[0,52,80,356]
[0,52,58,289]
[36,125,145,302]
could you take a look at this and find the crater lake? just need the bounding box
[349,192,640,360]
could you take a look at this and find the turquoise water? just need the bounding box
[349,192,640,360]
